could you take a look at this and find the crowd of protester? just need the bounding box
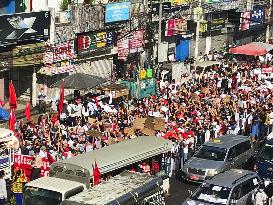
[1,46,273,204]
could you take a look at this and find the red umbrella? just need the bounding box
[230,43,267,56]
[58,80,65,116]
[9,80,17,110]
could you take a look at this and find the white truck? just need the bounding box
[159,62,188,89]
[23,136,172,205]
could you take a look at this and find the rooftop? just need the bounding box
[206,169,257,188]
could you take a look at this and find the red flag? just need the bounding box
[93,160,101,186]
[24,101,31,121]
[58,80,65,116]
[9,80,17,110]
[9,109,16,132]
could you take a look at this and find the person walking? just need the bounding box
[0,171,7,205]
[11,170,27,205]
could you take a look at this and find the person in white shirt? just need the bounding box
[0,170,7,205]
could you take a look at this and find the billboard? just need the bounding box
[208,18,225,31]
[105,2,130,23]
[250,6,264,27]
[76,30,115,55]
[239,11,251,31]
[165,19,187,37]
[0,11,50,44]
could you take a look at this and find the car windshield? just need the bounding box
[259,145,273,162]
[195,145,226,161]
[23,186,62,205]
[191,183,231,205]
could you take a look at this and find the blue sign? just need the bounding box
[251,6,264,27]
[105,2,131,23]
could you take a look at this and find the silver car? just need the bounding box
[180,135,255,183]
[183,169,261,205]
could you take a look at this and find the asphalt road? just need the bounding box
[165,177,198,205]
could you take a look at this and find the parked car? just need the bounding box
[182,169,261,205]
[255,138,273,180]
[177,135,255,183]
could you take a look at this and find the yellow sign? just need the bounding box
[140,69,146,79]
[200,21,208,33]
[171,0,191,6]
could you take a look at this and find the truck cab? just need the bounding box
[23,177,86,205]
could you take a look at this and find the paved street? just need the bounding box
[166,177,198,205]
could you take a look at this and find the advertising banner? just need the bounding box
[76,30,115,55]
[208,18,225,31]
[13,154,51,180]
[105,2,131,23]
[250,6,264,27]
[129,30,145,53]
[0,11,50,44]
[239,12,251,31]
[165,18,187,37]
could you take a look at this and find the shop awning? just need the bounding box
[50,73,107,90]
[230,42,273,56]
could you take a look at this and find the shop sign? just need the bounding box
[12,43,45,67]
[208,18,225,31]
[239,11,251,31]
[45,40,75,64]
[129,30,145,53]
[171,0,191,6]
[151,2,172,14]
[0,11,50,45]
[165,18,187,37]
[76,30,115,55]
[250,6,264,27]
[105,2,131,23]
[200,21,208,33]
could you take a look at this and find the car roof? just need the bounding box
[203,135,249,149]
[206,169,257,188]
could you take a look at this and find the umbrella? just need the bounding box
[50,73,107,90]
[0,108,9,121]
[230,42,273,56]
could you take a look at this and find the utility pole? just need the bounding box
[194,0,203,59]
[158,0,163,46]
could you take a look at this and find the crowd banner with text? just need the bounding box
[13,154,51,180]
[105,2,131,23]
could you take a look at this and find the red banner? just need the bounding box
[13,154,51,181]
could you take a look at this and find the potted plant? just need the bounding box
[59,0,71,23]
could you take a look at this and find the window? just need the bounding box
[227,147,236,159]
[235,143,245,156]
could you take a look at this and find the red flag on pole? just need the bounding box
[9,80,17,110]
[24,101,31,121]
[9,109,16,132]
[93,160,101,186]
[58,80,65,117]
